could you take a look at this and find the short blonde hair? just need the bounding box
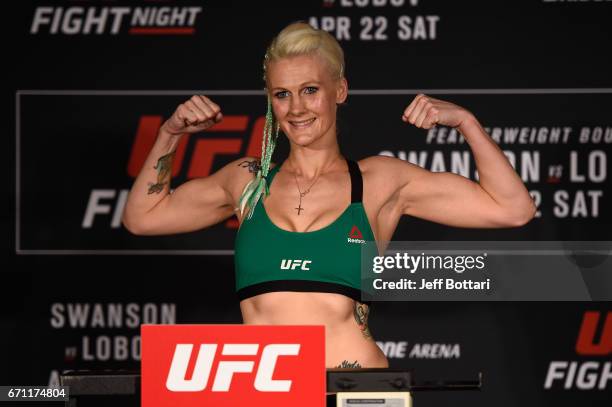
[263,22,345,83]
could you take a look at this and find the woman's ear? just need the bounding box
[336,78,348,104]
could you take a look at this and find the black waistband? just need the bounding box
[237,280,370,305]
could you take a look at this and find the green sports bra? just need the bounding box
[234,159,376,302]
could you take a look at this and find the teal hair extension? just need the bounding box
[238,95,280,219]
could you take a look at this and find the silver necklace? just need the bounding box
[293,172,322,215]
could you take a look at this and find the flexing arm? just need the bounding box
[122,95,253,235]
[373,95,536,228]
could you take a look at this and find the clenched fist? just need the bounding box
[402,94,472,130]
[161,95,223,136]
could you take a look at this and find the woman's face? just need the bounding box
[266,53,347,147]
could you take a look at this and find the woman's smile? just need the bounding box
[288,117,316,129]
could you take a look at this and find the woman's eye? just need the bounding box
[304,86,318,94]
[274,91,289,99]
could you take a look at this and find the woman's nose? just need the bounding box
[289,95,306,115]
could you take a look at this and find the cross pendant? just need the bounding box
[295,204,304,215]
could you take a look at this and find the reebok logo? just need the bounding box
[347,225,365,244]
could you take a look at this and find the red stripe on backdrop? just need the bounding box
[129,28,195,35]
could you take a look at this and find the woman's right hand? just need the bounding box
[161,95,223,136]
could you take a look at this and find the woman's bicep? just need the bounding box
[400,170,516,228]
[128,169,236,236]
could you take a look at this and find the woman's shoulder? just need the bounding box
[357,155,421,200]
[216,156,261,196]
[225,156,278,174]
[357,155,413,175]
[223,156,282,188]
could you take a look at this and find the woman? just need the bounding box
[122,23,536,368]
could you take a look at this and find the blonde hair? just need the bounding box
[238,23,345,220]
[263,22,345,83]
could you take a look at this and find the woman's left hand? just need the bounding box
[402,94,472,129]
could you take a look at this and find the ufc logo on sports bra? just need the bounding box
[166,343,300,392]
[280,259,312,270]
[142,325,325,407]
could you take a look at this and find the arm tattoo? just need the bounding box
[354,301,372,340]
[148,151,175,194]
[238,159,261,174]
[335,360,362,369]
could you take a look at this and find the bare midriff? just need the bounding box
[240,291,389,368]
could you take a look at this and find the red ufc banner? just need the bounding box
[141,324,326,407]
[576,311,612,356]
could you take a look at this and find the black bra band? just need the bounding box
[237,280,370,305]
[347,159,363,203]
